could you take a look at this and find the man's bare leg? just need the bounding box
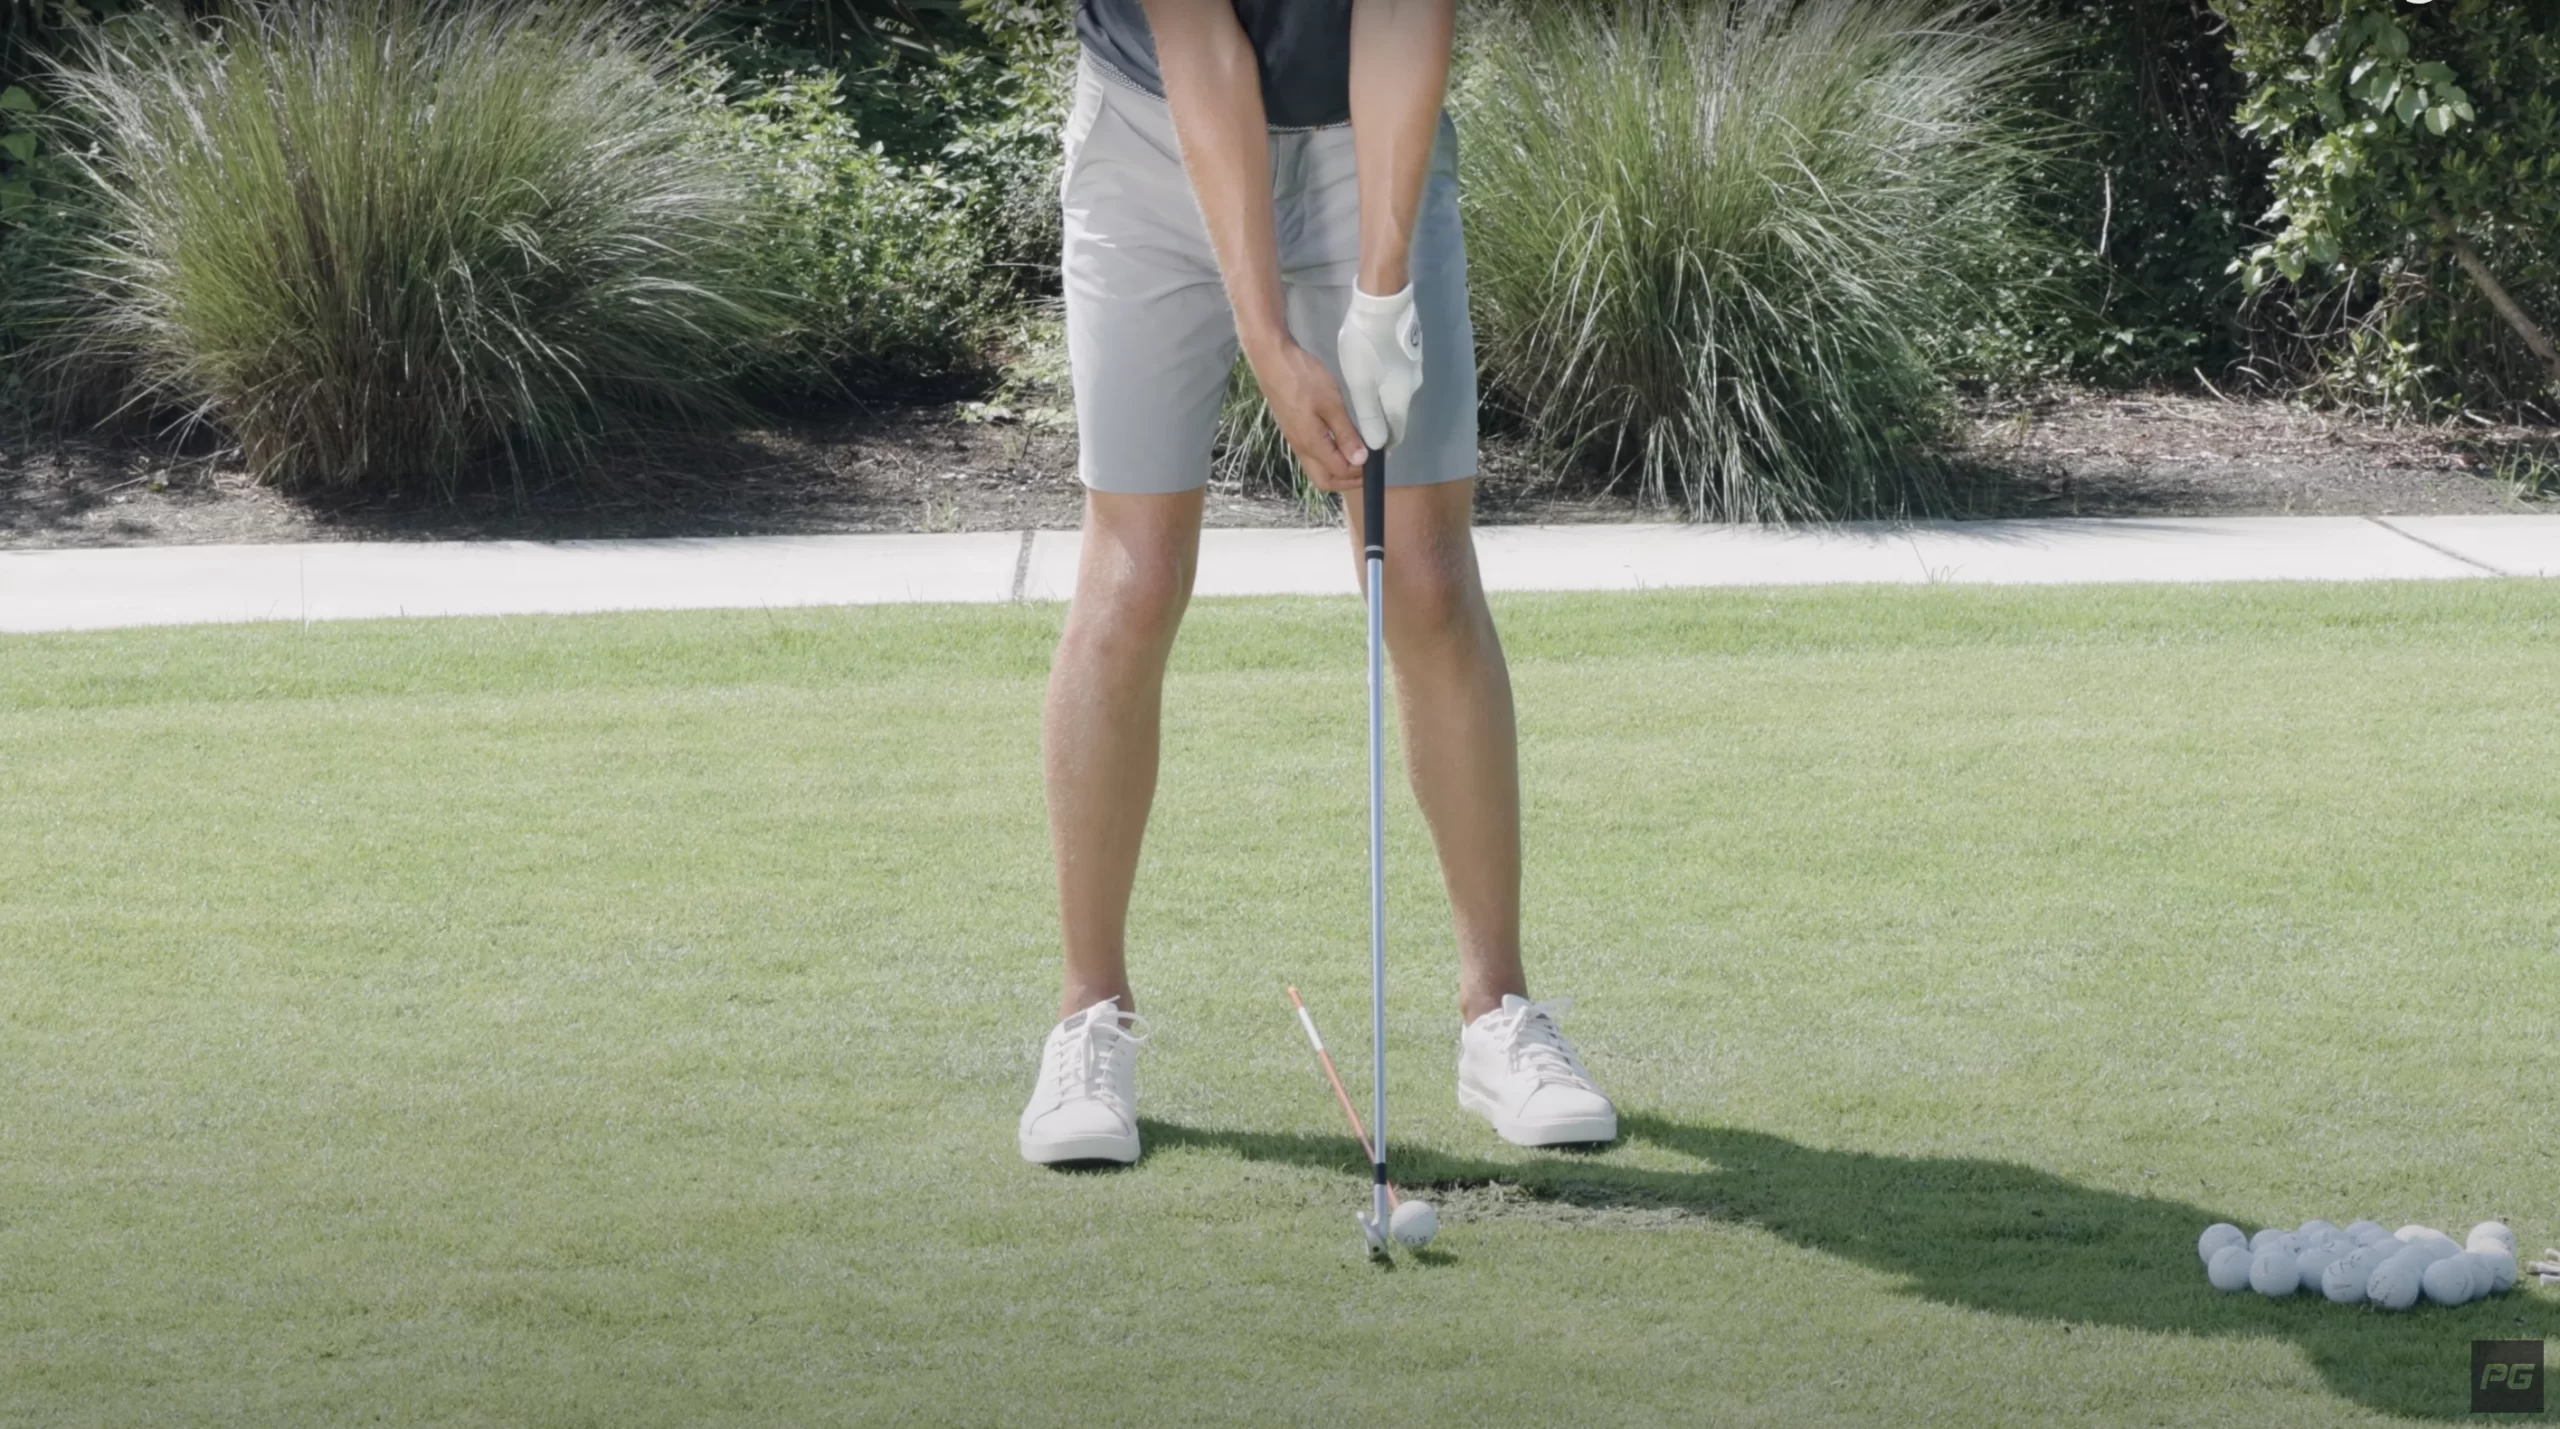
[1044,489,1205,1019]
[1344,478,1527,1024]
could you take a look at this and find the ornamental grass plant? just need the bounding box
[37,0,786,494]
[1457,0,2059,519]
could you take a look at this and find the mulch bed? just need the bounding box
[1,389,2551,550]
[1952,390,2558,519]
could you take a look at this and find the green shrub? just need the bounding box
[688,0,975,71]
[4,1,168,88]
[35,0,787,494]
[674,0,1066,397]
[1455,0,2059,520]
[934,4,1072,293]
[2219,0,2560,417]
[694,65,1000,393]
[1949,0,2266,389]
[0,81,35,210]
[686,0,1069,293]
[0,78,83,416]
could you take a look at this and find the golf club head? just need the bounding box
[1359,1211,1389,1258]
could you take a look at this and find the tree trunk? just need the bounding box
[2447,234,2560,399]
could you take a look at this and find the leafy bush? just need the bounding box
[0,81,34,210]
[669,0,1066,400]
[694,65,1001,393]
[686,0,1069,291]
[2220,0,2560,416]
[1455,0,2059,520]
[1953,0,2266,388]
[935,3,1071,291]
[0,78,84,414]
[33,0,787,494]
[689,0,974,70]
[4,0,156,87]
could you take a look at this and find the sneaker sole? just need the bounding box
[1019,1128,1141,1166]
[1458,1083,1618,1148]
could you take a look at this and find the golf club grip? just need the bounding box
[1363,448,1385,562]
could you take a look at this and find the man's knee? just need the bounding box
[1088,554,1192,641]
[1384,532,1482,641]
[1075,501,1203,660]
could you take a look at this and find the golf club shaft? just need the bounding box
[1284,987,1399,1211]
[1364,447,1388,1238]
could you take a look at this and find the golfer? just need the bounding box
[1019,0,1617,1164]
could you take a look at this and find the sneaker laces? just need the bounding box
[1047,999,1151,1113]
[1483,998,1595,1091]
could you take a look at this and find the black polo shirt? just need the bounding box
[1076,0,1354,129]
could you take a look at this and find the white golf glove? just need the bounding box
[1336,283,1424,451]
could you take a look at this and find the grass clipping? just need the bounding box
[38,0,782,495]
[1458,0,2056,520]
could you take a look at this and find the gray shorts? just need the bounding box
[1059,53,1479,495]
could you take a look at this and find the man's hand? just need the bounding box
[1337,283,1424,451]
[1254,340,1370,492]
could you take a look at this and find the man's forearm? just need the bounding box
[1348,0,1455,297]
[1142,0,1293,362]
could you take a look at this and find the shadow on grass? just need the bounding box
[1142,1114,2556,1421]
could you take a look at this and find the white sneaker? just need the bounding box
[1018,997,1149,1165]
[1458,994,1617,1146]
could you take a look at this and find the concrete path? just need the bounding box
[4,515,2556,634]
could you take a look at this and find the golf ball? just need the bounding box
[2322,1245,2385,1304]
[2468,1221,2518,1255]
[2401,1238,2459,1269]
[2294,1243,2342,1292]
[2250,1247,2300,1297]
[2367,1257,2422,1311]
[2478,1249,2519,1293]
[2297,1219,2337,1239]
[2396,1224,2455,1250]
[2198,1223,2246,1265]
[2249,1227,2295,1255]
[2207,1244,2256,1292]
[2460,1252,2499,1301]
[1390,1199,1438,1248]
[2420,1254,2481,1306]
[2343,1219,2385,1241]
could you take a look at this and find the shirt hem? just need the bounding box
[1080,46,1350,135]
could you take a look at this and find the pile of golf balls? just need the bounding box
[2198,1219,2521,1310]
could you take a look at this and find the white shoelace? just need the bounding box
[1047,1000,1151,1113]
[1482,998,1596,1091]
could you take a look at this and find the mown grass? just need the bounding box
[3,583,2557,1426]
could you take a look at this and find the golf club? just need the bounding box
[1362,444,1389,1254]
